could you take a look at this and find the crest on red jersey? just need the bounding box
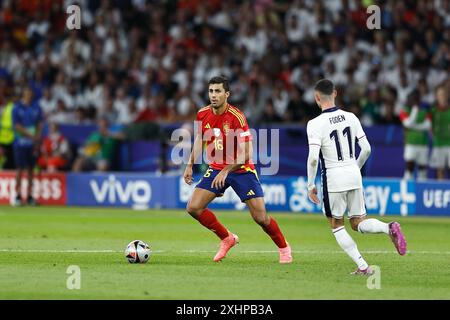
[223,121,230,135]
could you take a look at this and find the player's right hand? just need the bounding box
[183,166,194,185]
[308,187,320,205]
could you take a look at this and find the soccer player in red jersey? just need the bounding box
[183,76,292,263]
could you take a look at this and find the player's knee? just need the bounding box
[252,212,269,226]
[186,202,202,217]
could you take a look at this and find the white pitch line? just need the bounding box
[184,250,450,255]
[0,249,449,255]
[0,249,119,253]
[0,249,167,253]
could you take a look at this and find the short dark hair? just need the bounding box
[208,76,230,92]
[314,79,335,95]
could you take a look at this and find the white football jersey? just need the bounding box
[307,107,367,192]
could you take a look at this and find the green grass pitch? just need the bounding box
[0,206,449,299]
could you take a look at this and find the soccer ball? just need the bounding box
[124,240,151,263]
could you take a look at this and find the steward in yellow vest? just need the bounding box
[0,101,15,169]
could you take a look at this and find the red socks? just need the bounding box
[197,209,229,240]
[196,209,287,248]
[262,217,288,248]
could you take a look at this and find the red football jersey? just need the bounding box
[196,103,254,172]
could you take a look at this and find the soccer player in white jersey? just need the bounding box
[306,79,407,275]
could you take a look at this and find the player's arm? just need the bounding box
[356,136,371,169]
[225,140,252,172]
[184,121,203,185]
[405,110,432,131]
[400,105,431,130]
[306,121,321,204]
[188,132,203,165]
[211,140,252,190]
[404,119,431,131]
[355,115,371,169]
[14,123,35,140]
[399,106,418,129]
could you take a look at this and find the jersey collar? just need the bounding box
[322,106,339,113]
[211,103,229,116]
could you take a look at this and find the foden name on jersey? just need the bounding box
[329,115,346,125]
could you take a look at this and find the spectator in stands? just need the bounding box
[260,98,283,124]
[361,88,382,126]
[272,80,289,119]
[114,87,135,125]
[83,72,104,112]
[430,85,450,180]
[12,87,43,206]
[99,96,118,125]
[2,0,447,127]
[38,122,71,172]
[379,88,402,125]
[39,88,56,120]
[72,118,122,172]
[174,93,197,122]
[399,90,432,180]
[0,0,448,178]
[285,88,305,123]
[47,99,72,124]
[0,97,16,169]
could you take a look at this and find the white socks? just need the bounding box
[333,226,368,270]
[357,218,389,234]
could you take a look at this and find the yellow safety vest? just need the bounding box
[0,102,14,144]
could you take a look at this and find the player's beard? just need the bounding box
[211,99,225,110]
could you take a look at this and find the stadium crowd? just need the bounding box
[0,0,449,178]
[0,0,449,127]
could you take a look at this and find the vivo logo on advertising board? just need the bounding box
[90,175,151,210]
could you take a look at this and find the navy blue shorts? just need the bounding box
[13,145,36,168]
[196,167,264,202]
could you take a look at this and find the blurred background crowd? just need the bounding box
[0,0,449,178]
[1,0,448,126]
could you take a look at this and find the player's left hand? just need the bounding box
[308,187,320,205]
[183,165,194,185]
[211,170,228,190]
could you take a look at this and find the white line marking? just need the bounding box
[0,249,119,253]
[0,249,449,254]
